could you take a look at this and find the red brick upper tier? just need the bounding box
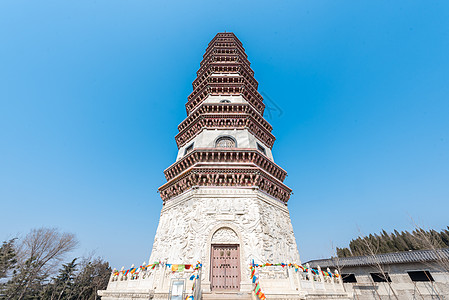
[185,33,265,115]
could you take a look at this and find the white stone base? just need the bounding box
[150,186,300,283]
[99,187,351,299]
[98,290,351,300]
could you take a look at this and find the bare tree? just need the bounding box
[356,229,399,300]
[5,227,78,300]
[410,219,449,273]
[410,219,447,299]
[329,242,359,299]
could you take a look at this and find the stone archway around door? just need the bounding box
[210,227,241,291]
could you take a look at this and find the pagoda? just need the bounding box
[100,32,350,300]
[152,31,299,285]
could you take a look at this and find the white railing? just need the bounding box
[251,261,345,299]
[106,261,202,299]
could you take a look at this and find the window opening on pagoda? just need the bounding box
[215,136,236,148]
[341,274,357,283]
[370,272,392,282]
[257,143,266,155]
[220,99,231,103]
[184,143,194,155]
[407,271,434,282]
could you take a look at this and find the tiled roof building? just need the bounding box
[307,248,449,299]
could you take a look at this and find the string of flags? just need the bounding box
[250,260,266,300]
[186,262,202,300]
[166,263,195,272]
[250,262,340,278]
[250,261,341,300]
[113,261,203,277]
[113,261,161,277]
[113,261,202,300]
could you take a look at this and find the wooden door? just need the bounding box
[210,244,240,290]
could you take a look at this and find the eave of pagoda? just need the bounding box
[189,74,262,102]
[158,165,292,204]
[200,47,249,69]
[205,32,245,53]
[163,148,287,182]
[201,47,248,68]
[199,48,252,70]
[195,58,255,83]
[195,61,255,86]
[175,109,275,149]
[193,64,258,91]
[178,103,272,133]
[207,32,244,45]
[199,54,252,74]
[186,78,265,115]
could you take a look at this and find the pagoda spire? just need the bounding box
[187,32,264,115]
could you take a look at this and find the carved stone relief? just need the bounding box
[149,189,300,279]
[211,227,239,244]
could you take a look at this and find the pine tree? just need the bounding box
[0,239,17,279]
[3,256,46,300]
[379,229,393,253]
[72,257,111,300]
[403,230,420,250]
[41,259,78,300]
[336,227,449,258]
[440,227,449,247]
[336,247,346,258]
[395,231,409,252]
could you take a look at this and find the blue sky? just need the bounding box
[0,0,448,268]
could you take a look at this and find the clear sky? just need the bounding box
[1,0,448,268]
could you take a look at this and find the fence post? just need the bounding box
[306,263,315,290]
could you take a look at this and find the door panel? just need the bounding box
[211,244,240,290]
